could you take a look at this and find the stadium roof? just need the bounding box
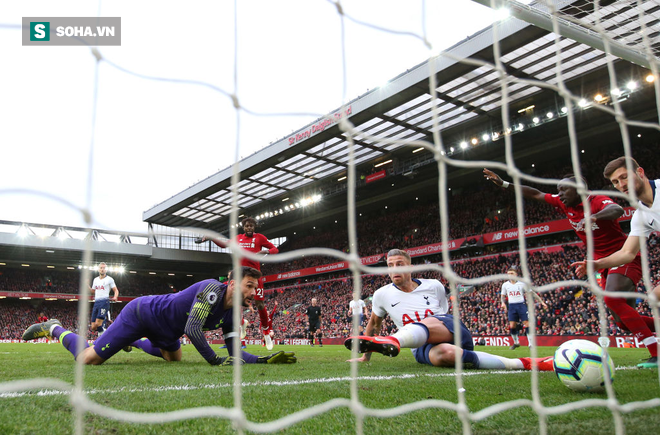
[0,220,231,276]
[143,0,660,239]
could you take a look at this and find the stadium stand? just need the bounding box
[2,141,659,342]
[7,234,654,341]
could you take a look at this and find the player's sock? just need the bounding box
[642,336,659,357]
[605,296,657,357]
[392,322,429,348]
[318,337,323,346]
[51,325,66,339]
[258,307,271,334]
[131,338,163,358]
[97,325,104,333]
[462,350,524,370]
[510,332,518,345]
[640,315,657,332]
[52,327,89,359]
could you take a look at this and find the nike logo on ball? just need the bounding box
[391,302,400,307]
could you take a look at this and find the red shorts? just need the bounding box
[598,256,642,289]
[254,277,265,301]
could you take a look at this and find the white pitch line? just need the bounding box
[0,366,637,399]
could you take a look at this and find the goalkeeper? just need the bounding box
[22,267,296,366]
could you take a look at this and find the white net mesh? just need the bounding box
[2,0,660,433]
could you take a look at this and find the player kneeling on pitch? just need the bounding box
[345,249,553,371]
[22,267,296,366]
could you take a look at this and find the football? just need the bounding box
[553,339,615,393]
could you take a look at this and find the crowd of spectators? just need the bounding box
[3,143,660,342]
[0,300,83,340]
[2,239,658,341]
[0,268,201,297]
[262,142,660,276]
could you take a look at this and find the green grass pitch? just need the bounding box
[0,343,658,434]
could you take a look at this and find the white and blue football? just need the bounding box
[553,339,615,393]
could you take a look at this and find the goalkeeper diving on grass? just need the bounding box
[22,267,296,366]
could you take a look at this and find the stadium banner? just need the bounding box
[483,220,572,244]
[0,291,135,301]
[287,106,353,145]
[213,338,347,346]
[263,239,464,283]
[483,207,634,244]
[365,170,387,183]
[208,336,643,347]
[473,335,642,348]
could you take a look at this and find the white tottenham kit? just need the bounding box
[372,278,448,329]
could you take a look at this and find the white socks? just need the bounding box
[472,351,523,370]
[392,323,429,348]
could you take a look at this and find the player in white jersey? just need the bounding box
[89,262,119,336]
[572,156,659,368]
[500,266,547,350]
[345,249,554,371]
[348,298,368,333]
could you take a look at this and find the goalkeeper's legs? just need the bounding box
[46,325,104,364]
[131,338,163,358]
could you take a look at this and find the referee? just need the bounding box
[306,298,323,347]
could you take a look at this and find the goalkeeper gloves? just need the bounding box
[256,351,297,364]
[209,355,245,366]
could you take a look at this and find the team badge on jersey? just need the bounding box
[206,292,218,305]
[198,291,219,305]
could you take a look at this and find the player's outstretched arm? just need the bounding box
[184,285,225,364]
[194,235,230,248]
[593,203,624,221]
[483,168,546,202]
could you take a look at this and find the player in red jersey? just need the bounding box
[484,169,656,356]
[197,217,279,349]
[38,312,48,323]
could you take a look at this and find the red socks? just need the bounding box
[605,296,657,357]
[258,307,271,334]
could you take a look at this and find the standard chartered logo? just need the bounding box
[30,22,50,41]
[23,17,121,46]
